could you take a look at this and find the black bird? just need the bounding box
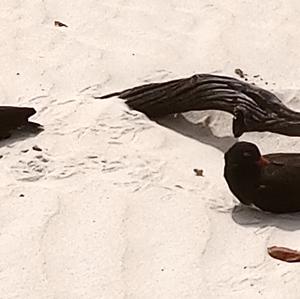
[224,141,300,213]
[0,106,38,139]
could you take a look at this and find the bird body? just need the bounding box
[224,142,300,213]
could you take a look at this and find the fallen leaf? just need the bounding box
[54,21,68,28]
[268,246,300,262]
[193,169,204,177]
[234,68,245,78]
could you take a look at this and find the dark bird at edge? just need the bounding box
[224,141,300,213]
[0,107,39,139]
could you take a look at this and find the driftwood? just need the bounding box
[96,74,300,137]
[0,107,38,139]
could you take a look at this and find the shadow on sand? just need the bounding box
[153,113,237,152]
[232,204,300,232]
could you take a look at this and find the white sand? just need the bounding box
[1,1,300,298]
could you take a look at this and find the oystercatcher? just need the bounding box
[224,142,300,213]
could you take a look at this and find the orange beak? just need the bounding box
[256,156,270,167]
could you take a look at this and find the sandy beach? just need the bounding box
[1,1,300,298]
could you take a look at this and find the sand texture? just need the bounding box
[1,1,300,298]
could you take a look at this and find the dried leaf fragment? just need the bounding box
[268,246,300,262]
[193,169,204,177]
[54,21,68,27]
[234,68,245,78]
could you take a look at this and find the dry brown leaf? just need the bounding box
[54,21,68,28]
[193,169,204,177]
[234,68,245,78]
[268,246,300,262]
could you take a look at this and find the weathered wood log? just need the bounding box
[0,107,38,139]
[96,74,300,137]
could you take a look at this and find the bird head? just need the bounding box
[225,142,270,168]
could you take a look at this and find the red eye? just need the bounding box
[256,157,270,166]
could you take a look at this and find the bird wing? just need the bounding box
[256,154,300,212]
[262,153,300,185]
